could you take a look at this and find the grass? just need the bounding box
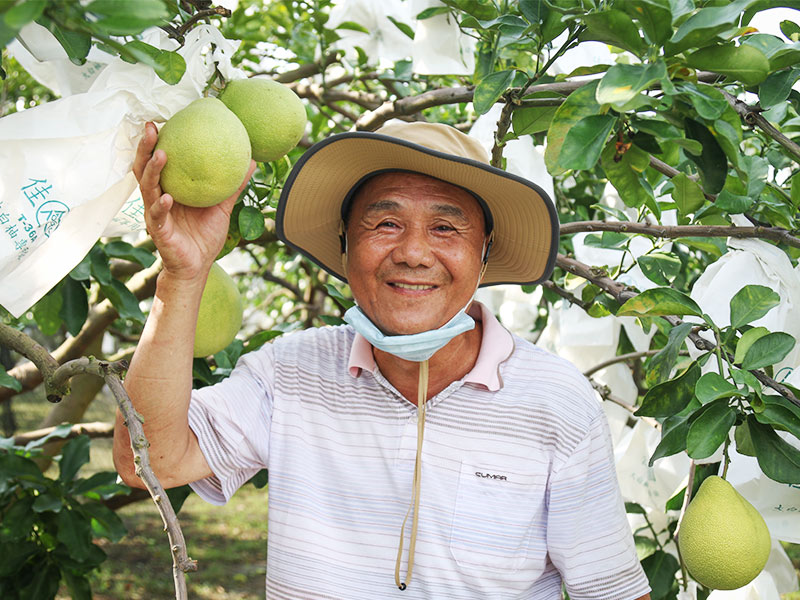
[9,383,800,598]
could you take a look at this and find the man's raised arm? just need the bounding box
[112,122,255,489]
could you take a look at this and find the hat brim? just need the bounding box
[276,131,559,286]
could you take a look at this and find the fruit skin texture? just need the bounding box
[219,78,307,162]
[678,475,771,590]
[193,263,243,358]
[155,97,251,208]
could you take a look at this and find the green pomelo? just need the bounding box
[219,78,307,162]
[194,263,243,358]
[678,475,771,590]
[156,97,251,208]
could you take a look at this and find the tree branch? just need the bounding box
[720,89,800,164]
[559,220,800,248]
[0,322,66,402]
[556,253,800,408]
[13,421,114,445]
[584,350,688,377]
[273,52,340,84]
[588,379,661,431]
[490,100,515,168]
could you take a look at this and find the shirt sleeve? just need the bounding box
[546,413,651,600]
[187,344,275,505]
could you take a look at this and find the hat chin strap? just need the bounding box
[394,359,428,590]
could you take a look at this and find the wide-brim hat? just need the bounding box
[276,121,558,286]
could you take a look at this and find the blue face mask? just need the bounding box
[343,303,476,362]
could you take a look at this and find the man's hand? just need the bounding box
[133,121,256,280]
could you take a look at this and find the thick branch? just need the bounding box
[0,323,67,402]
[273,52,340,84]
[559,221,800,249]
[356,86,474,131]
[13,421,113,446]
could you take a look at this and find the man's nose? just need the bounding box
[391,227,435,268]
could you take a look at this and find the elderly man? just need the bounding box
[114,120,651,599]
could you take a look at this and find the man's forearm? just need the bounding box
[113,268,211,487]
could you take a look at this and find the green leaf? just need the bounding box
[25,423,73,451]
[600,140,653,208]
[32,285,62,336]
[387,15,414,39]
[754,395,800,442]
[695,372,745,403]
[71,471,127,498]
[473,69,515,115]
[512,104,558,135]
[734,326,770,365]
[581,9,646,56]
[670,172,705,216]
[636,361,701,417]
[714,190,753,214]
[83,502,127,542]
[748,415,800,484]
[740,154,769,198]
[89,246,112,285]
[545,80,602,175]
[104,240,156,267]
[166,484,193,514]
[519,0,547,24]
[238,205,265,241]
[62,570,92,600]
[596,61,667,109]
[556,114,616,171]
[32,492,63,513]
[617,287,703,318]
[741,332,796,370]
[641,550,681,599]
[100,279,146,323]
[243,330,283,354]
[57,507,93,562]
[686,43,771,86]
[687,399,737,459]
[154,50,186,85]
[0,363,22,392]
[759,68,800,109]
[37,15,91,65]
[735,420,757,456]
[416,6,450,19]
[666,0,762,55]
[59,435,91,483]
[646,322,693,386]
[638,252,681,286]
[676,82,728,120]
[729,284,780,330]
[648,400,700,465]
[3,0,45,27]
[684,118,727,195]
[624,0,673,45]
[59,277,89,336]
[19,561,60,600]
[768,41,800,71]
[0,496,36,541]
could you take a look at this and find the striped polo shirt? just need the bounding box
[187,303,650,599]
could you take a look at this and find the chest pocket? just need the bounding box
[449,459,548,573]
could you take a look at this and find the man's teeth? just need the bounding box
[393,283,432,290]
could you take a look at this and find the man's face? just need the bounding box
[345,171,486,336]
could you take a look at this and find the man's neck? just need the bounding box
[372,321,483,405]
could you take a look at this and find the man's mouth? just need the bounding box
[390,282,436,291]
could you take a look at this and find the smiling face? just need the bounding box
[344,171,487,336]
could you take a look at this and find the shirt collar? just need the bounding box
[347,301,514,391]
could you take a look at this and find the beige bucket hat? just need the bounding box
[276,121,558,286]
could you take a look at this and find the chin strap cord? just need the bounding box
[394,359,429,591]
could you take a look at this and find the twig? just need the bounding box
[720,89,800,164]
[53,357,197,599]
[589,380,661,431]
[584,350,688,377]
[556,253,800,408]
[273,52,340,84]
[177,7,231,36]
[0,259,162,405]
[13,421,114,446]
[541,280,591,310]
[490,101,515,168]
[559,220,800,249]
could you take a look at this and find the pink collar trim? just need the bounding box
[347,301,513,391]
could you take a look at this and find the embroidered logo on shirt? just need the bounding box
[475,471,507,481]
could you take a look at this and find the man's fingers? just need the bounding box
[140,148,167,209]
[132,122,158,182]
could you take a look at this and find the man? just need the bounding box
[114,120,652,599]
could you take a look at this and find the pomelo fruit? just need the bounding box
[194,262,243,357]
[156,97,251,208]
[219,78,306,162]
[678,475,771,590]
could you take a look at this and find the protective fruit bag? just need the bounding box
[0,24,245,317]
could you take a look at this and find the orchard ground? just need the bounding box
[13,384,800,599]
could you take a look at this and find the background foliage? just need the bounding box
[1,0,800,598]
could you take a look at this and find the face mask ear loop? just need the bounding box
[339,221,348,278]
[394,359,429,590]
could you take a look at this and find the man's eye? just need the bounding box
[377,221,398,228]
[434,224,456,232]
